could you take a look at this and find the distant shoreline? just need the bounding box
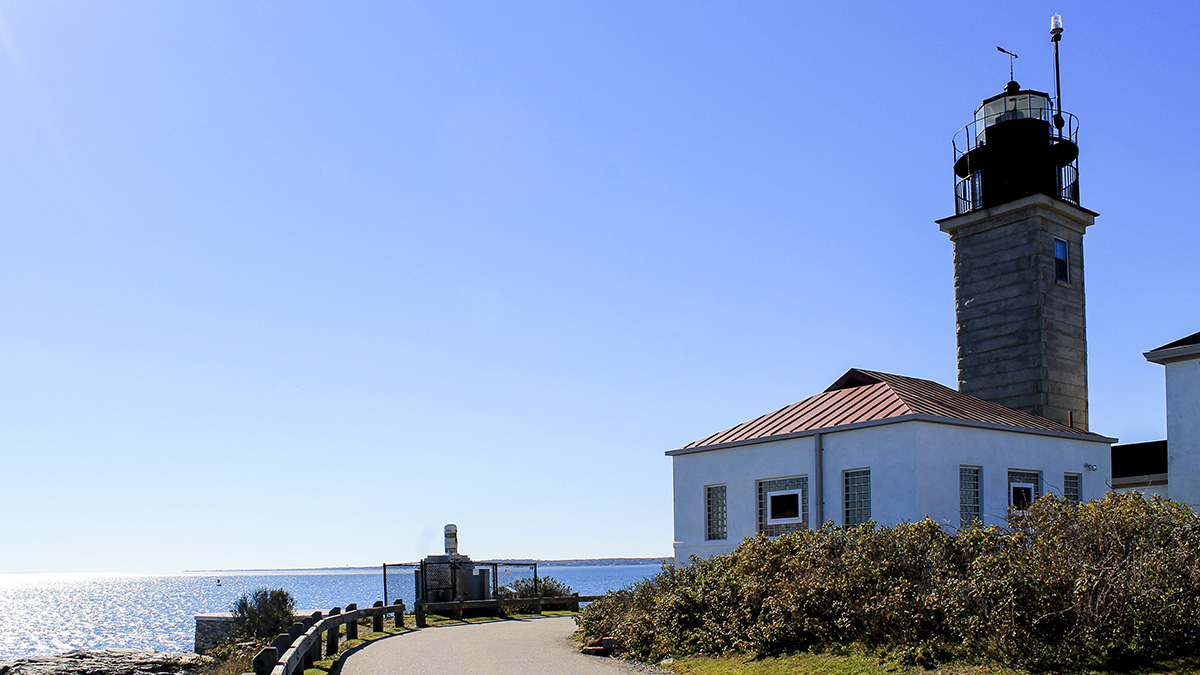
[181,557,671,573]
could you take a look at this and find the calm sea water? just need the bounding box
[0,564,662,660]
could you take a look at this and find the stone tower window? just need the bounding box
[1054,238,1070,283]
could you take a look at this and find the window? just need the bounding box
[705,485,727,540]
[1064,473,1081,505]
[766,490,803,524]
[1054,238,1070,282]
[844,469,871,526]
[1008,469,1041,511]
[960,466,981,527]
[757,476,807,536]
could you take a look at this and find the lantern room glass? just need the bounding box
[974,91,1052,140]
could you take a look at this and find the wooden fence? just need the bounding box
[250,595,604,675]
[251,600,403,675]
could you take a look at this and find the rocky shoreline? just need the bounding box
[0,649,210,675]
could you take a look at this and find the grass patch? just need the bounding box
[419,609,575,626]
[194,647,255,675]
[660,653,1200,675]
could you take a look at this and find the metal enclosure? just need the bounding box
[413,524,494,604]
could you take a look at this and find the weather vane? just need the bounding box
[996,46,1018,82]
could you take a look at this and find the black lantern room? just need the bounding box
[951,16,1080,215]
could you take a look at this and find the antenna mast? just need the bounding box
[1050,14,1065,134]
[997,46,1019,82]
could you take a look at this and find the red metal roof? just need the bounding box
[675,368,1107,452]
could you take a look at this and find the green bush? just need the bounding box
[231,588,296,639]
[499,576,575,613]
[577,493,1200,671]
[500,575,574,599]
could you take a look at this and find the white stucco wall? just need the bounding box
[818,423,918,528]
[672,435,817,561]
[911,422,1111,528]
[1165,357,1200,509]
[671,419,1113,563]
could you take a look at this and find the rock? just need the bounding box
[2,649,211,675]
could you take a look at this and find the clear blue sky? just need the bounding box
[2,2,1197,573]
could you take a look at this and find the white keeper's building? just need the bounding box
[668,369,1113,561]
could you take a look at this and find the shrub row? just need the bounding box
[577,493,1200,671]
[499,576,575,613]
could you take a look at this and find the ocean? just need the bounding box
[0,563,663,660]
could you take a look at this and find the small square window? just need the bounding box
[767,490,803,524]
[1010,484,1034,510]
[1054,238,1070,283]
[757,476,807,535]
[1008,469,1041,512]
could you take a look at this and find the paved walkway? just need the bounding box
[339,616,660,675]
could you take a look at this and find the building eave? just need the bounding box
[935,192,1099,235]
[664,413,1115,456]
[1144,343,1200,365]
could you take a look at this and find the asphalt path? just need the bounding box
[339,616,664,675]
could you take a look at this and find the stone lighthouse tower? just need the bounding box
[936,16,1095,430]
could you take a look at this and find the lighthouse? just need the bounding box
[936,15,1095,430]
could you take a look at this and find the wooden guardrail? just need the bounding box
[251,593,603,675]
[250,600,404,675]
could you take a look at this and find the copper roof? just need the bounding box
[673,368,1108,452]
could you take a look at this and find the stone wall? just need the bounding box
[192,610,324,655]
[938,194,1094,430]
[192,614,236,655]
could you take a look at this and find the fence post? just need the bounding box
[345,604,358,641]
[308,611,323,663]
[252,647,277,675]
[415,603,426,628]
[299,616,317,669]
[271,633,291,659]
[326,607,341,655]
[372,601,384,633]
[533,568,542,615]
[392,600,405,630]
